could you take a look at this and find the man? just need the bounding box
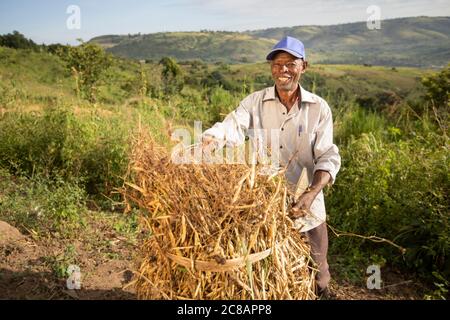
[202,36,341,298]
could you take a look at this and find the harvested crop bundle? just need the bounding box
[122,131,316,300]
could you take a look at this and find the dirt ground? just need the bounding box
[0,219,136,300]
[0,220,424,300]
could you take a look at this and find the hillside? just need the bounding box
[0,45,430,113]
[249,16,450,67]
[90,16,450,67]
[92,32,275,63]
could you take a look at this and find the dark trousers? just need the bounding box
[304,222,330,290]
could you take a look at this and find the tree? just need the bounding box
[158,57,183,95]
[422,64,450,109]
[201,70,238,92]
[0,31,38,50]
[46,43,69,56]
[58,41,112,101]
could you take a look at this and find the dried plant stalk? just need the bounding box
[121,130,316,300]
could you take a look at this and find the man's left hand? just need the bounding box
[289,190,316,218]
[289,170,331,219]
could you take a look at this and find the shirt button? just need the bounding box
[280,146,283,149]
[283,112,286,115]
[281,128,284,131]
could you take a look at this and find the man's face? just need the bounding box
[270,52,306,92]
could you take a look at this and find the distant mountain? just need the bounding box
[91,32,275,64]
[90,16,450,67]
[248,16,450,67]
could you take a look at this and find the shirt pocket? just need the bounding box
[296,133,316,165]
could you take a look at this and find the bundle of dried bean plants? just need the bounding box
[121,130,316,300]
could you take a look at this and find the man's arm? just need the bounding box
[290,170,331,218]
[202,103,251,149]
[311,100,341,183]
[290,100,340,218]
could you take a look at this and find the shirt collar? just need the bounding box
[300,86,315,103]
[263,85,315,104]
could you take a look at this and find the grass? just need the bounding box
[0,168,86,236]
[44,244,80,279]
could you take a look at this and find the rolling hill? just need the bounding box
[90,16,450,67]
[91,32,275,63]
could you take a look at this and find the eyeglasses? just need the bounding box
[271,62,301,71]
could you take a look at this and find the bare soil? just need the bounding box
[0,220,424,300]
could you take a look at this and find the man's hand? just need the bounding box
[289,170,332,219]
[200,135,218,160]
[289,190,316,218]
[202,135,217,148]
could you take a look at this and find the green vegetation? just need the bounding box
[90,17,450,67]
[92,32,275,64]
[328,120,449,286]
[422,63,450,109]
[159,56,184,95]
[326,65,449,297]
[0,30,38,50]
[0,41,448,298]
[56,42,113,101]
[0,167,86,236]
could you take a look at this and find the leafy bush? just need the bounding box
[0,105,81,177]
[201,70,239,92]
[77,114,130,196]
[327,131,449,282]
[422,64,450,109]
[335,104,388,145]
[209,86,238,125]
[0,82,28,108]
[0,168,86,234]
[0,105,130,196]
[159,56,184,95]
[57,42,113,101]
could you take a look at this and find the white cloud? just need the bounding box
[165,0,450,28]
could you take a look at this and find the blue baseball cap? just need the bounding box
[266,36,306,61]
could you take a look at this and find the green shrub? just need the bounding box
[209,86,238,125]
[422,64,450,110]
[0,105,130,197]
[57,42,113,101]
[327,131,449,283]
[201,70,238,92]
[0,105,81,177]
[78,114,130,196]
[0,82,28,108]
[159,56,184,95]
[335,104,388,145]
[43,244,80,279]
[0,168,86,235]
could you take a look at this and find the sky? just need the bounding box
[0,0,449,45]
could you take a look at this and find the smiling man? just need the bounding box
[202,36,341,299]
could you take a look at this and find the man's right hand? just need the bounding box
[199,135,219,163]
[202,135,217,149]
